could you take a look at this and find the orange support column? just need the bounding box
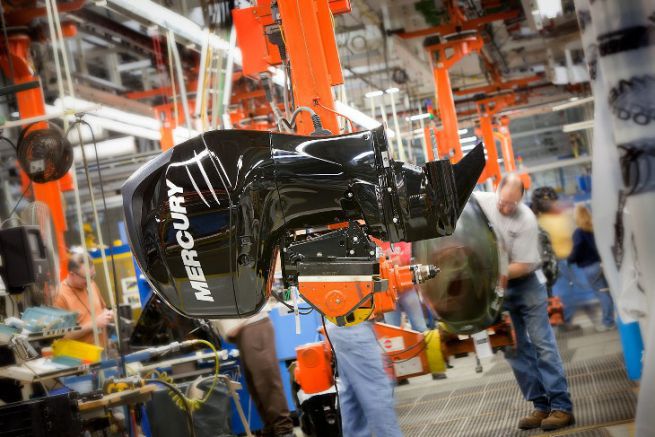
[478,112,501,185]
[495,130,517,174]
[433,66,462,162]
[277,0,342,135]
[498,117,531,188]
[156,107,175,151]
[425,35,482,163]
[154,100,195,151]
[3,35,68,279]
[497,117,516,172]
[494,131,513,172]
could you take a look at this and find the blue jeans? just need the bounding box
[384,288,428,332]
[580,262,615,327]
[556,260,583,324]
[504,273,573,413]
[326,321,402,437]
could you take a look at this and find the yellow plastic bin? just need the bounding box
[52,339,104,363]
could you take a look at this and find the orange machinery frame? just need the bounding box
[455,73,540,186]
[474,93,532,188]
[394,2,518,40]
[295,314,516,392]
[407,0,520,165]
[423,34,483,162]
[1,2,85,279]
[233,0,351,136]
[496,116,516,173]
[0,34,75,279]
[144,77,283,150]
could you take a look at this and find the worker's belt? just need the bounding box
[507,271,538,289]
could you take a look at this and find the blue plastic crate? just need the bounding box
[268,303,322,361]
[21,306,78,332]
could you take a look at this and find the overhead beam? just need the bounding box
[343,65,383,90]
[392,10,519,39]
[513,155,592,175]
[71,8,155,56]
[453,75,543,96]
[75,83,154,116]
[117,59,152,72]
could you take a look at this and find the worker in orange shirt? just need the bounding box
[54,252,113,347]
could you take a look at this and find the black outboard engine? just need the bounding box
[122,126,485,318]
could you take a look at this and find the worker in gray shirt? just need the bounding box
[474,174,573,431]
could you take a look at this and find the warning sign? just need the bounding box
[393,356,423,377]
[378,336,405,352]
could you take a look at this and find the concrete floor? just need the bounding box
[393,309,638,436]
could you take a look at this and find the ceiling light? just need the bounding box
[408,113,431,121]
[55,96,161,131]
[73,136,136,162]
[334,101,395,138]
[173,126,201,142]
[460,136,478,143]
[552,96,593,111]
[82,114,161,141]
[44,105,161,141]
[385,87,399,94]
[365,90,384,98]
[562,120,594,133]
[457,128,468,134]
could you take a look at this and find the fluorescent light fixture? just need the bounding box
[536,0,563,19]
[460,136,478,143]
[53,97,199,144]
[461,144,477,151]
[385,87,399,94]
[552,96,593,111]
[507,155,592,175]
[562,119,594,133]
[44,104,161,141]
[73,136,136,162]
[106,0,219,50]
[408,113,431,122]
[66,124,106,143]
[55,96,161,131]
[365,90,384,98]
[82,114,161,140]
[117,59,152,72]
[334,101,395,139]
[173,126,202,143]
[457,128,468,134]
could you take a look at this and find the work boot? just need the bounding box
[541,410,574,431]
[517,410,549,430]
[561,323,581,332]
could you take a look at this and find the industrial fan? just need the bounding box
[16,122,73,183]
